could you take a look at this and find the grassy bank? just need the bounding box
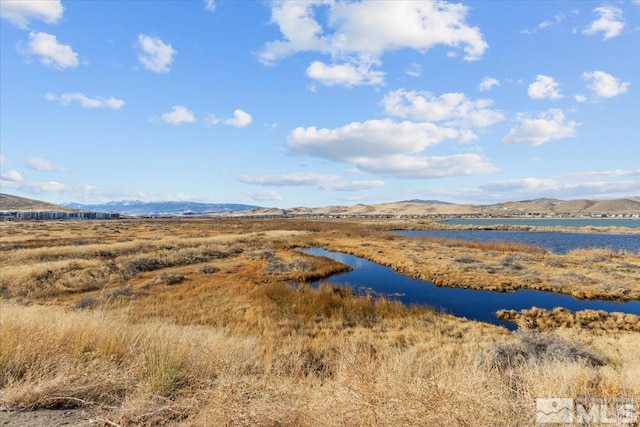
[310,230,640,301]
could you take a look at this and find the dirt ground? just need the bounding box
[0,408,101,427]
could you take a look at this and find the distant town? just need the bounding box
[0,211,120,221]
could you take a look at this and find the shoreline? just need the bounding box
[305,231,640,302]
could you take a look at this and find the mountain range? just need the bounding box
[2,193,639,217]
[62,200,260,215]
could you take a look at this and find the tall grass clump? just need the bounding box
[0,259,114,298]
[478,330,605,370]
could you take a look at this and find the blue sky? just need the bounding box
[1,0,639,207]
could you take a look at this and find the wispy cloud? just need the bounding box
[204,0,215,13]
[405,63,421,78]
[0,170,22,182]
[26,157,65,171]
[237,173,339,187]
[0,179,148,203]
[480,177,640,199]
[567,169,640,178]
[237,173,384,192]
[45,92,124,109]
[243,190,283,201]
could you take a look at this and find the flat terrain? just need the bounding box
[1,218,639,426]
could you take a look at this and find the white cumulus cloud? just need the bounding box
[286,119,497,179]
[0,170,23,182]
[25,32,79,69]
[45,92,124,109]
[528,75,562,100]
[288,119,460,162]
[479,77,500,92]
[223,109,253,128]
[502,109,578,145]
[382,89,504,128]
[0,0,63,28]
[583,5,625,40]
[160,106,195,125]
[26,157,64,171]
[137,34,176,73]
[260,0,487,86]
[356,154,497,179]
[582,71,630,98]
[306,61,384,87]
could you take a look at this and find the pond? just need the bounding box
[302,248,640,330]
[440,218,640,228]
[395,230,640,254]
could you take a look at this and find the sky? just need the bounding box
[1,0,639,208]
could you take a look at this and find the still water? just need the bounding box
[395,230,639,254]
[302,248,640,330]
[440,218,640,228]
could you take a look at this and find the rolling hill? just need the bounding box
[0,193,76,212]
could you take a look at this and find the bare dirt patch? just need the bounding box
[0,408,95,427]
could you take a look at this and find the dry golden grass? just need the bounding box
[310,231,640,300]
[414,236,546,254]
[498,307,640,332]
[2,300,638,426]
[1,218,639,426]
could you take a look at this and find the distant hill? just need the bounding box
[63,200,260,216]
[3,193,638,218]
[0,193,76,212]
[399,199,453,205]
[241,197,640,217]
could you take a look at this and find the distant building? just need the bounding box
[0,211,120,220]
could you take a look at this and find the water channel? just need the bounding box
[302,247,640,330]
